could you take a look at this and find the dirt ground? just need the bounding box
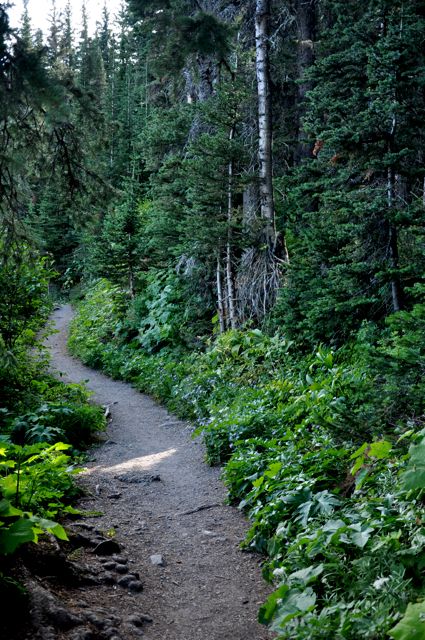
[35,304,274,640]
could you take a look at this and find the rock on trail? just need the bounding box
[42,305,273,640]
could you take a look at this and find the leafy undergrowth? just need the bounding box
[69,279,425,639]
[0,288,106,611]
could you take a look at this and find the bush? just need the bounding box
[69,281,425,639]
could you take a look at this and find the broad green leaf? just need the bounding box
[31,515,68,538]
[402,439,425,490]
[270,588,317,630]
[288,564,324,586]
[265,462,282,479]
[0,519,36,554]
[402,468,425,491]
[388,601,425,640]
[322,519,346,532]
[369,440,392,459]
[258,584,290,625]
[349,523,374,548]
[350,442,368,461]
[0,499,22,517]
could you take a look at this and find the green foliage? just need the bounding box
[8,401,105,449]
[68,278,127,367]
[0,245,54,351]
[70,277,425,638]
[0,441,77,555]
[389,601,425,640]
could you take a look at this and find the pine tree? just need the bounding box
[276,0,425,345]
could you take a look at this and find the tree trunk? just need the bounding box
[255,0,288,262]
[295,0,316,163]
[387,164,403,312]
[216,255,226,333]
[255,0,274,236]
[226,124,237,329]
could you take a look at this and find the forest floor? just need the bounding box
[33,304,274,640]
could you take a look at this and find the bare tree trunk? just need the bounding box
[226,124,237,329]
[295,0,316,163]
[255,0,289,261]
[387,164,403,312]
[255,0,274,236]
[216,256,226,333]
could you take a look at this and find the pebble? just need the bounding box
[150,554,165,566]
[103,572,116,585]
[102,629,121,640]
[103,561,116,570]
[115,563,128,574]
[108,493,122,499]
[128,580,143,592]
[140,614,153,623]
[49,607,83,629]
[112,555,128,564]
[117,575,133,587]
[85,612,105,629]
[128,614,153,626]
[69,632,94,640]
[127,614,143,627]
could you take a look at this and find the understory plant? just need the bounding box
[69,279,425,639]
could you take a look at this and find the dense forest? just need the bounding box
[2,0,425,637]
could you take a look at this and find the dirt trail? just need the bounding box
[44,305,273,640]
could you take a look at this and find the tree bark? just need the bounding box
[226,124,237,329]
[216,255,226,333]
[387,164,403,312]
[295,0,316,163]
[255,0,288,261]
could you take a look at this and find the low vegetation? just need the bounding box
[0,249,106,610]
[69,278,425,639]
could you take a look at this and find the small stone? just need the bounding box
[139,614,153,623]
[150,554,165,566]
[49,607,83,630]
[127,614,143,627]
[102,629,121,640]
[85,612,105,629]
[115,563,127,574]
[103,572,116,585]
[112,555,128,564]
[128,580,143,592]
[127,614,152,626]
[117,575,135,587]
[93,540,121,556]
[70,632,94,640]
[103,561,116,570]
[107,493,122,499]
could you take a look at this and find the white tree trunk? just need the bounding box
[255,0,289,262]
[216,256,226,333]
[255,0,274,234]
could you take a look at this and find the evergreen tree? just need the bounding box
[276,0,425,345]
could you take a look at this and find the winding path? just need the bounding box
[46,305,273,640]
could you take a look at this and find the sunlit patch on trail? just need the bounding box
[86,448,178,474]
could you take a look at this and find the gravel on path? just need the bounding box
[44,305,274,640]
